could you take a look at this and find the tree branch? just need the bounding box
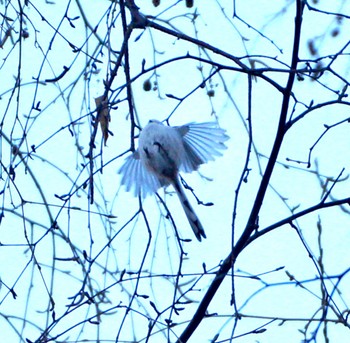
[177,1,305,341]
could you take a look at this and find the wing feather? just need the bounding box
[118,151,162,197]
[176,122,229,173]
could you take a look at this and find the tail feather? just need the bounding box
[172,178,206,241]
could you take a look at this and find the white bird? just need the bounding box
[118,120,229,241]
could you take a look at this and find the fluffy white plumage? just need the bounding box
[118,120,229,241]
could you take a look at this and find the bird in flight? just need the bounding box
[119,120,229,241]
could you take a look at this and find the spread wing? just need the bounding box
[118,150,163,197]
[175,122,229,173]
[118,122,229,196]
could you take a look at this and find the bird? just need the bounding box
[118,119,229,241]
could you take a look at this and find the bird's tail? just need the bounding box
[172,178,206,241]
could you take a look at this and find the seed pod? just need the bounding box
[186,0,194,7]
[307,39,317,56]
[331,28,339,37]
[143,79,152,91]
[207,89,215,97]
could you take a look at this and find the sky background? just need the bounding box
[1,1,350,342]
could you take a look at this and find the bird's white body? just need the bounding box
[138,122,184,185]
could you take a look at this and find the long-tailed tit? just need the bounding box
[119,120,229,241]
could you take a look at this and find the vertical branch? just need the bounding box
[87,1,133,204]
[120,0,136,151]
[177,1,305,342]
[236,1,304,249]
[230,73,253,337]
[88,0,146,204]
